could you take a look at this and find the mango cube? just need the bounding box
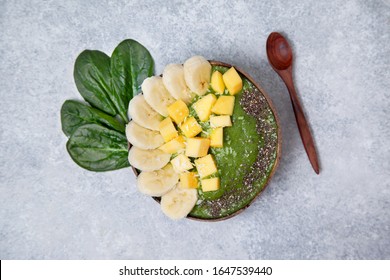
[167,99,189,124]
[210,127,223,148]
[171,154,193,173]
[211,71,225,94]
[185,137,210,158]
[159,136,185,154]
[210,115,232,128]
[180,172,198,189]
[195,154,217,178]
[180,116,202,138]
[222,67,242,95]
[211,96,235,116]
[201,177,220,192]
[159,117,178,142]
[192,94,217,121]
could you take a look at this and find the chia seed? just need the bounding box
[241,87,277,188]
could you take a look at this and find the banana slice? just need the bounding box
[126,121,164,150]
[161,185,198,220]
[128,146,170,172]
[183,56,212,96]
[128,94,162,131]
[162,64,194,104]
[137,163,179,197]
[142,76,176,117]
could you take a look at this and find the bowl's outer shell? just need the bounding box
[130,60,282,222]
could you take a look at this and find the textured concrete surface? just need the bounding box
[1,0,389,259]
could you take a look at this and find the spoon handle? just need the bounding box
[280,69,320,174]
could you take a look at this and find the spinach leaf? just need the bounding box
[74,40,154,123]
[61,100,125,137]
[65,39,155,172]
[111,39,154,106]
[73,50,120,118]
[66,124,129,172]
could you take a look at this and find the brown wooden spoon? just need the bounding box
[266,32,320,174]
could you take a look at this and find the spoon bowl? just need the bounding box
[266,32,293,70]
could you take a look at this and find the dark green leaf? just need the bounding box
[73,50,120,117]
[66,124,129,172]
[66,39,155,172]
[111,39,154,106]
[61,100,125,137]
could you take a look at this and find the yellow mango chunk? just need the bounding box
[195,154,217,178]
[159,136,185,154]
[201,177,220,192]
[210,115,232,128]
[210,127,223,148]
[180,172,198,189]
[192,94,217,121]
[185,137,210,158]
[211,71,225,94]
[159,117,178,142]
[211,96,235,116]
[222,67,242,95]
[167,99,189,124]
[180,116,202,138]
[171,154,193,173]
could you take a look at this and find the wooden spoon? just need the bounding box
[266,32,320,174]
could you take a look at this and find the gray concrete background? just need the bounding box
[1,0,389,259]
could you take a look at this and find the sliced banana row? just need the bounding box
[126,56,211,220]
[127,55,211,133]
